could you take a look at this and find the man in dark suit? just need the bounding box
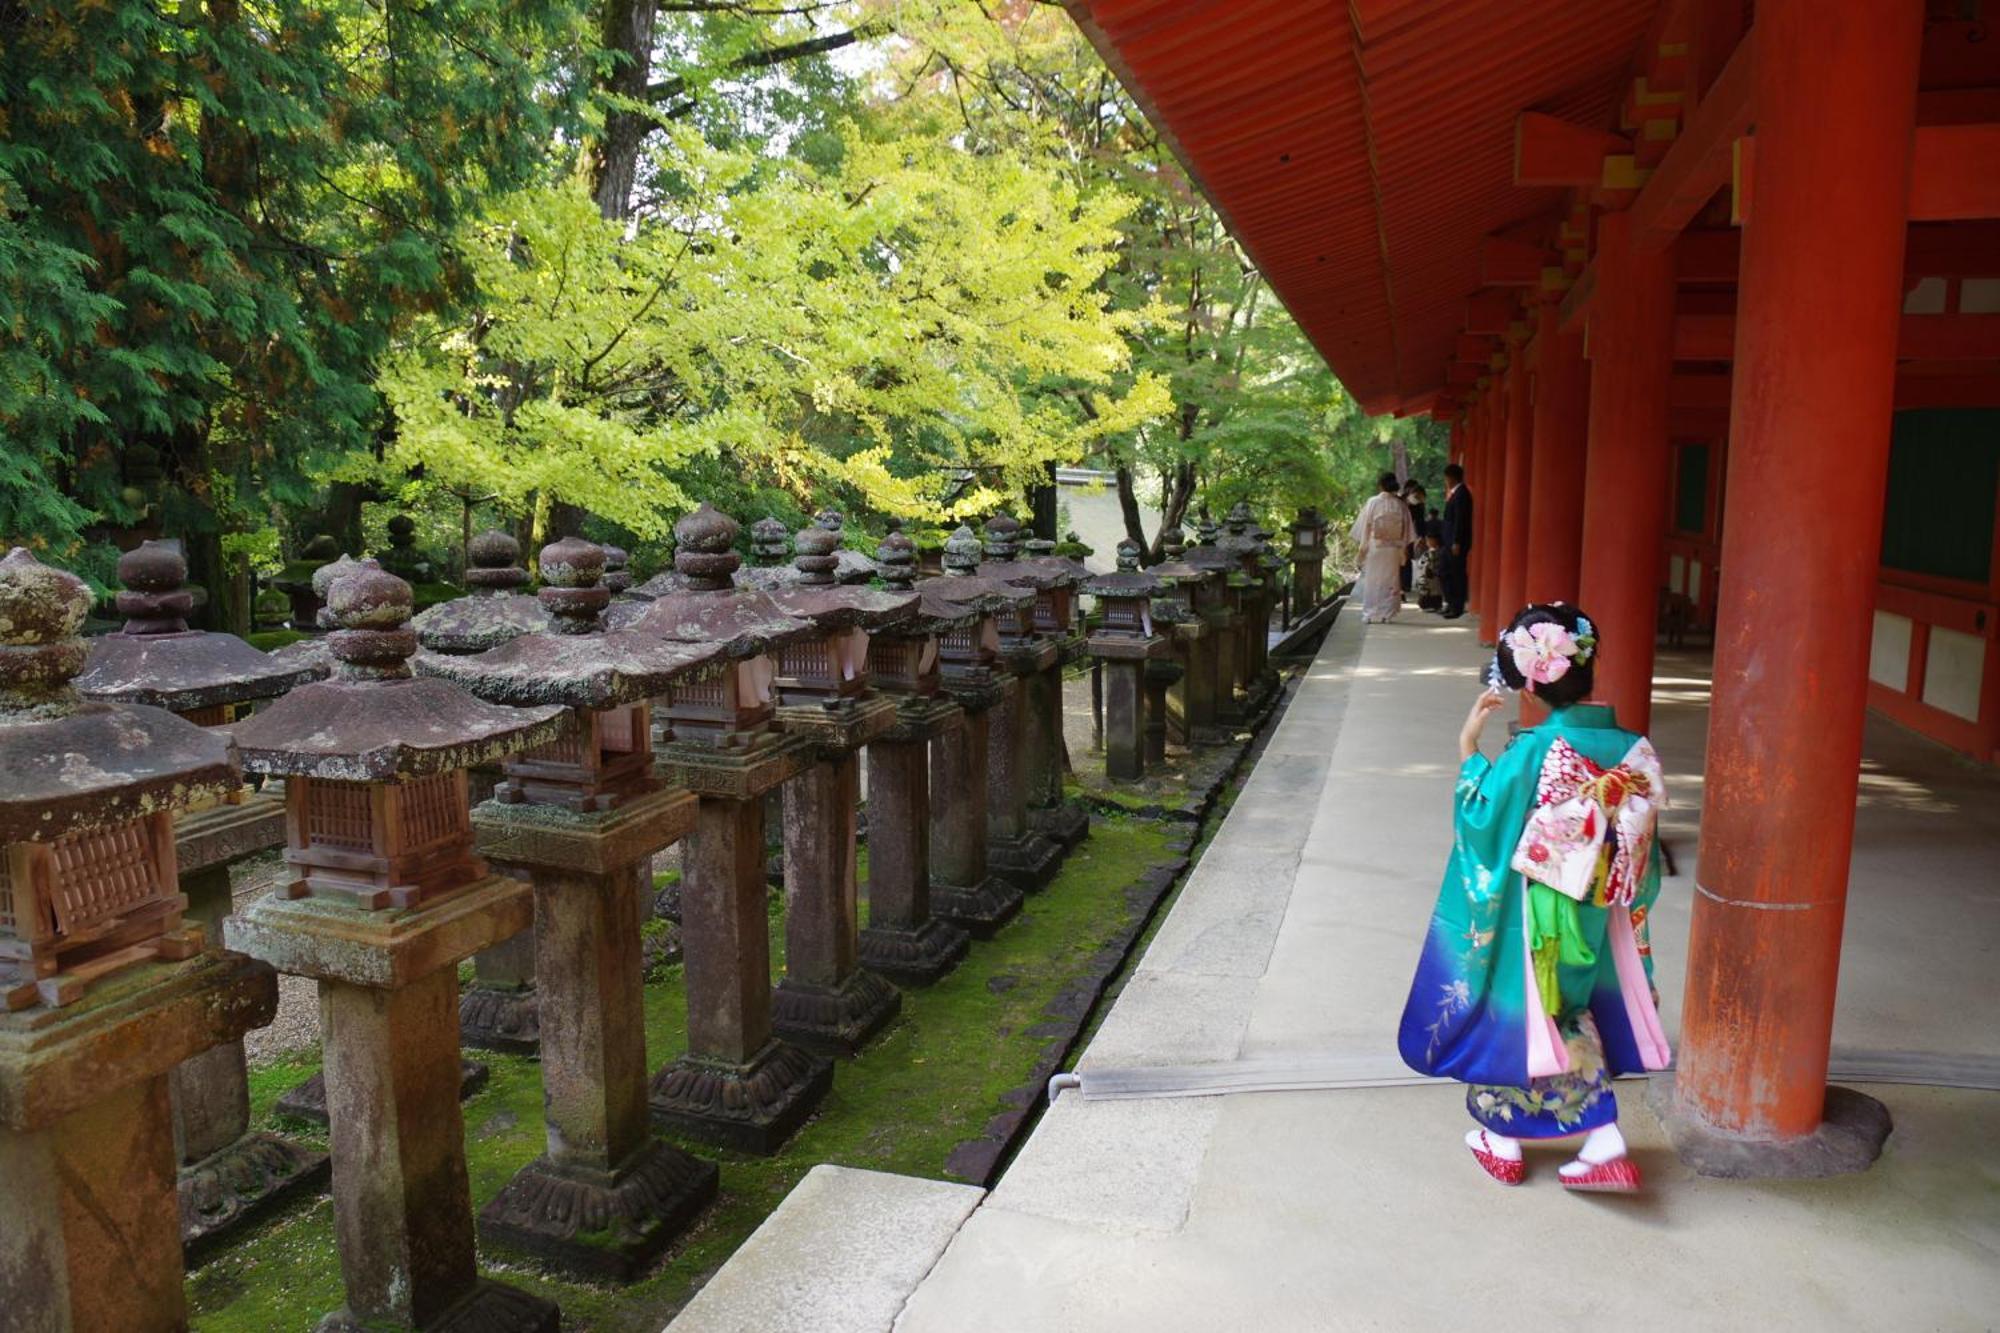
[1439,463,1473,619]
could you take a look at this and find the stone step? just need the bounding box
[666,1165,984,1333]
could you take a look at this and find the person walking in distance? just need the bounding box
[1439,463,1474,620]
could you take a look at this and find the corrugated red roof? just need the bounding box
[1068,0,1658,413]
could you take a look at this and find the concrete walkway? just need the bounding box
[889,612,2000,1332]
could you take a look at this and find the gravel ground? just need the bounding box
[229,852,322,1066]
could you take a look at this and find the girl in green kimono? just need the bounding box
[1397,603,1669,1192]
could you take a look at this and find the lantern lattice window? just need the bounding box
[283,771,481,910]
[499,702,655,811]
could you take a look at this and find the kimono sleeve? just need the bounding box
[1452,738,1539,905]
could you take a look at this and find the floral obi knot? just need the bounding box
[1510,737,1666,905]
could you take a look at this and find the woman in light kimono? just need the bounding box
[1397,603,1669,1192]
[1350,472,1416,623]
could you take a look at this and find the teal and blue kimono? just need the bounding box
[1397,703,1671,1139]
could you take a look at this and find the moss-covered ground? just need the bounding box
[192,815,1175,1330]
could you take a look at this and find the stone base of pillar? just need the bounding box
[318,1277,559,1333]
[458,984,540,1055]
[277,1059,490,1127]
[1028,799,1091,853]
[859,914,970,987]
[1646,1075,1892,1180]
[179,1129,330,1263]
[648,1039,832,1154]
[988,831,1062,893]
[772,968,902,1057]
[479,1138,719,1281]
[930,875,1023,938]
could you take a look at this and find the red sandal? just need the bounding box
[1467,1130,1525,1186]
[1559,1156,1641,1193]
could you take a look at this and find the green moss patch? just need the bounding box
[191,816,1174,1331]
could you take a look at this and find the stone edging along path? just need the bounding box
[939,668,1304,1188]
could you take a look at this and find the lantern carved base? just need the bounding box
[772,968,902,1058]
[649,1039,833,1155]
[317,1278,558,1333]
[1028,799,1091,853]
[930,875,1023,939]
[859,914,970,987]
[458,931,541,1055]
[179,1129,330,1263]
[479,1139,718,1281]
[988,830,1063,893]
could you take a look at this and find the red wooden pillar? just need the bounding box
[1672,0,1921,1173]
[1495,353,1534,625]
[1576,212,1676,734]
[1465,395,1487,618]
[1524,299,1590,605]
[1476,383,1509,644]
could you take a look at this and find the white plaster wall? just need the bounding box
[1870,610,1914,692]
[1921,626,1987,722]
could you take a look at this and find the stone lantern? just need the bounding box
[616,505,831,1152]
[225,567,566,1333]
[272,532,341,630]
[376,513,433,584]
[1220,503,1274,707]
[75,540,326,1255]
[421,538,728,1279]
[1017,534,1092,851]
[411,530,555,1055]
[924,527,1038,932]
[0,548,273,1330]
[1289,507,1326,614]
[970,516,1065,890]
[1084,541,1170,780]
[412,529,550,656]
[852,529,971,986]
[1151,524,1221,747]
[811,508,883,585]
[741,517,795,586]
[759,523,919,1055]
[602,543,634,595]
[1186,510,1248,725]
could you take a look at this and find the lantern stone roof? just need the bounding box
[811,512,883,585]
[1020,535,1089,588]
[77,540,317,712]
[1150,523,1205,585]
[610,505,820,659]
[230,565,565,782]
[869,528,978,637]
[411,530,550,654]
[976,514,1065,591]
[601,544,633,594]
[419,538,727,711]
[927,525,1038,616]
[1083,541,1167,599]
[762,524,919,632]
[0,548,239,843]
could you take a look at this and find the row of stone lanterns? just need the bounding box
[0,497,1294,1330]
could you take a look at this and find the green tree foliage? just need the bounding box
[0,0,585,589]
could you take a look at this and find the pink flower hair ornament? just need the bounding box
[1484,611,1598,692]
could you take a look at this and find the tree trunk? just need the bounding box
[1114,465,1150,563]
[592,0,659,221]
[1032,461,1058,541]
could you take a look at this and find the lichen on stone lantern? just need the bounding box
[79,539,317,724]
[760,522,918,707]
[0,549,240,1010]
[928,524,1034,671]
[228,566,566,909]
[421,537,726,812]
[410,529,550,655]
[614,503,818,746]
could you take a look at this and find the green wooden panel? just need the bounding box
[1879,409,2000,584]
[1674,443,1710,535]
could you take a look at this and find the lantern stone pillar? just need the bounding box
[413,531,554,1056]
[621,507,832,1153]
[763,523,916,1054]
[226,566,565,1331]
[76,539,329,1257]
[1018,534,1091,853]
[1187,513,1244,726]
[423,538,729,1278]
[1085,542,1170,781]
[855,531,971,984]
[1288,507,1326,613]
[926,528,1040,931]
[0,548,274,1332]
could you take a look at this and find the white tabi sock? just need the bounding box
[1559,1123,1628,1177]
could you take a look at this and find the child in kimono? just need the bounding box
[1397,603,1668,1192]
